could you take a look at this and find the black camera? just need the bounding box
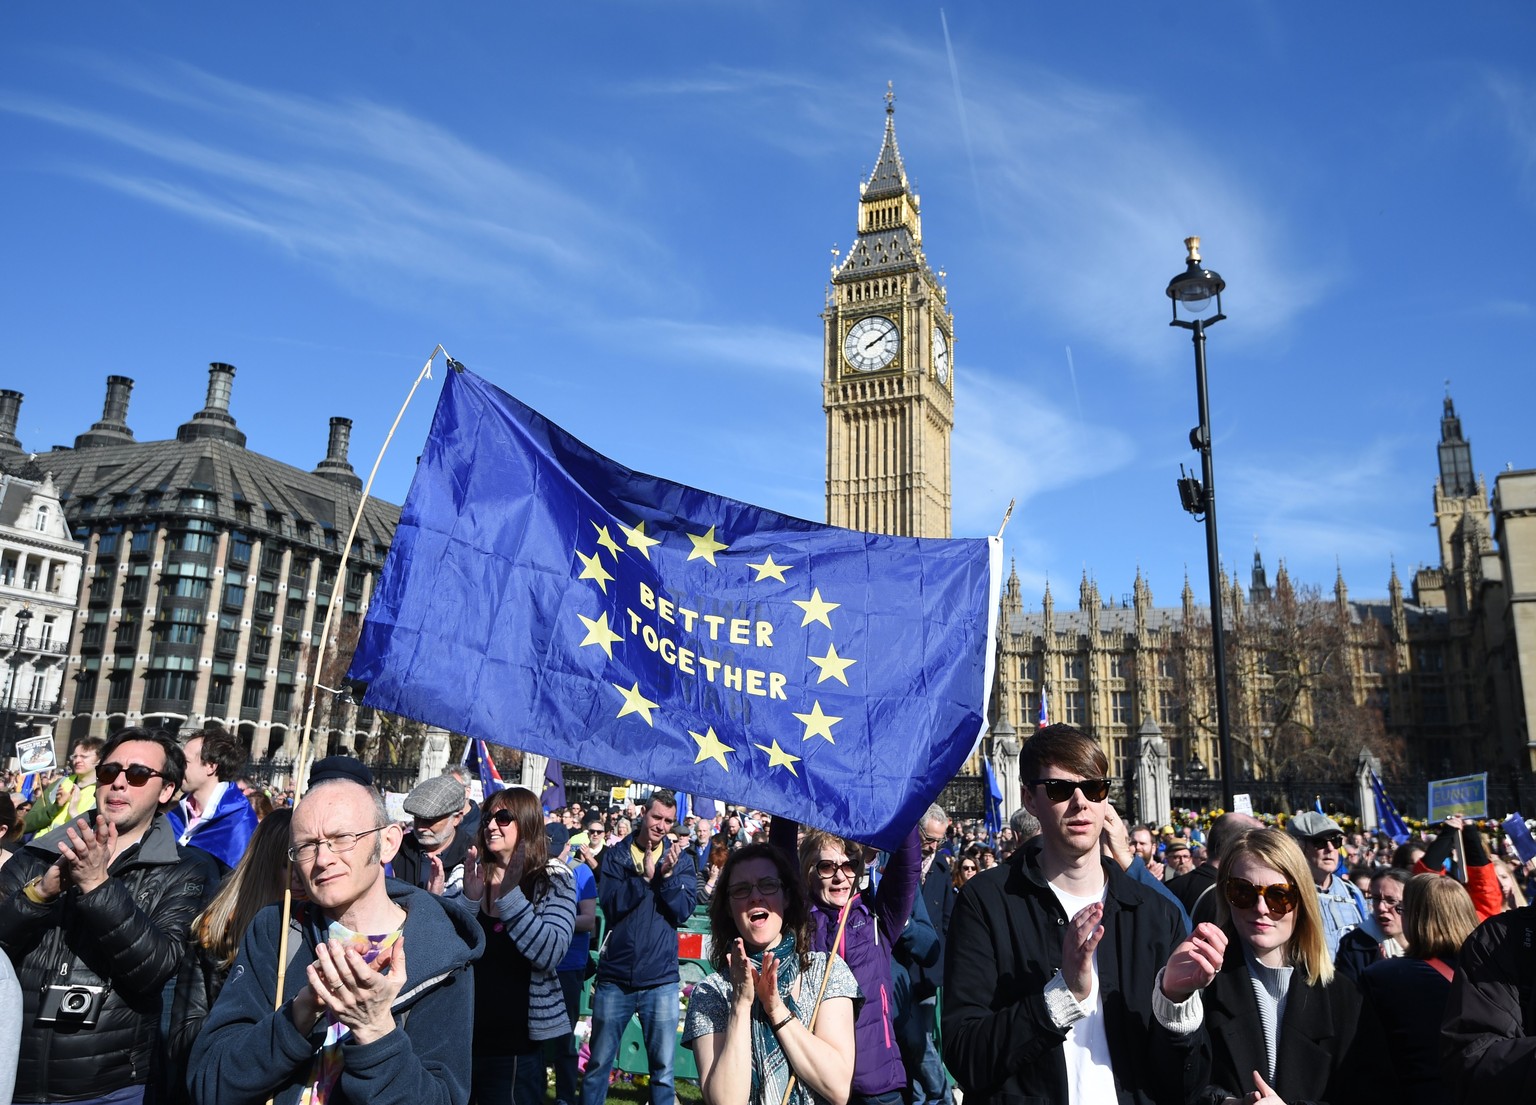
[37,983,106,1028]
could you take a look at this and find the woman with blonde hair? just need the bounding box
[165,808,294,1105]
[1490,855,1528,911]
[1153,827,1381,1104]
[1359,873,1479,1105]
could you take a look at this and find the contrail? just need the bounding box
[1064,346,1083,421]
[939,8,984,215]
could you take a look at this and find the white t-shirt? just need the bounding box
[1047,880,1116,1105]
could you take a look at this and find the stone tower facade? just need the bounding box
[823,89,954,538]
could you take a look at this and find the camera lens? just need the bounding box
[62,990,88,1013]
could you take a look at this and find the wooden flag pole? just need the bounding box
[273,343,447,1016]
[777,893,856,1105]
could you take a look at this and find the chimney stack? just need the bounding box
[0,390,22,458]
[177,362,247,447]
[313,416,362,490]
[74,375,138,449]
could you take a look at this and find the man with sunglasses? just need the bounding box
[0,726,221,1105]
[942,724,1195,1105]
[1287,810,1377,958]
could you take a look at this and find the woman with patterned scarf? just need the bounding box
[685,843,861,1105]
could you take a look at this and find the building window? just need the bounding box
[1063,656,1085,682]
[167,577,210,600]
[1111,691,1130,726]
[35,505,50,531]
[1109,654,1128,680]
[98,532,120,557]
[1112,736,1133,780]
[1157,653,1177,679]
[229,532,253,568]
[207,678,231,710]
[132,530,154,555]
[241,680,265,711]
[1064,691,1085,725]
[1158,689,1180,726]
[223,583,247,610]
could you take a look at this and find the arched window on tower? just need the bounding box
[34,505,48,532]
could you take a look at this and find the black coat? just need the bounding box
[1360,955,1456,1105]
[1441,904,1536,1102]
[0,813,220,1102]
[1168,861,1220,926]
[910,854,952,1001]
[1192,946,1383,1105]
[941,837,1196,1105]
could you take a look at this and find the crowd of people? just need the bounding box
[2,723,1536,1104]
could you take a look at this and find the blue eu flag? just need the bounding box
[348,367,1001,850]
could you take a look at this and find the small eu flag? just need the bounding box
[348,367,1000,849]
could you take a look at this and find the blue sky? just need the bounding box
[2,4,1532,615]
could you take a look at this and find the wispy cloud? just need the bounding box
[951,364,1137,537]
[1221,434,1425,572]
[0,56,674,313]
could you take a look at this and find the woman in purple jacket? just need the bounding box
[797,826,921,1105]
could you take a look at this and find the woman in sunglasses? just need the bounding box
[951,847,981,890]
[685,843,859,1105]
[794,826,919,1105]
[1155,828,1382,1104]
[460,786,576,1105]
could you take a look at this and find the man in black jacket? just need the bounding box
[0,726,219,1104]
[942,724,1195,1105]
[1441,901,1536,1101]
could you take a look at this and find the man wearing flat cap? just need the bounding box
[1288,809,1377,957]
[392,775,472,895]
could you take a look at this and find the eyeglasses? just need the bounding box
[1367,895,1404,914]
[815,859,856,879]
[488,809,517,827]
[727,878,783,900]
[287,826,387,864]
[1225,877,1300,918]
[1303,834,1345,851]
[1029,778,1111,804]
[97,762,169,787]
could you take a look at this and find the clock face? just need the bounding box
[843,315,900,372]
[932,327,950,384]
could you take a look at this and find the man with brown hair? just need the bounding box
[167,725,260,870]
[942,724,1195,1105]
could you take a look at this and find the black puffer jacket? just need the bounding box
[0,813,220,1102]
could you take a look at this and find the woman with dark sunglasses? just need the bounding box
[1153,828,1383,1104]
[685,843,859,1105]
[791,826,920,1105]
[460,786,576,1105]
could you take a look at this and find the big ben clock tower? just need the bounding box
[823,86,954,538]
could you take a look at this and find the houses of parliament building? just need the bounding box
[0,93,1531,810]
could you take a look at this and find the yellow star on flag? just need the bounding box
[577,610,623,659]
[593,523,622,559]
[754,739,801,776]
[686,525,729,565]
[575,548,615,593]
[690,726,735,770]
[808,643,856,685]
[619,520,661,559]
[793,588,840,628]
[612,682,659,726]
[792,701,842,743]
[747,555,791,583]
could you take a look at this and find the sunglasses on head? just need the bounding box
[1029,777,1110,804]
[1304,833,1345,851]
[97,762,168,787]
[1224,877,1300,918]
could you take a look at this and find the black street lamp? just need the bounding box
[3,607,33,764]
[1167,236,1236,810]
